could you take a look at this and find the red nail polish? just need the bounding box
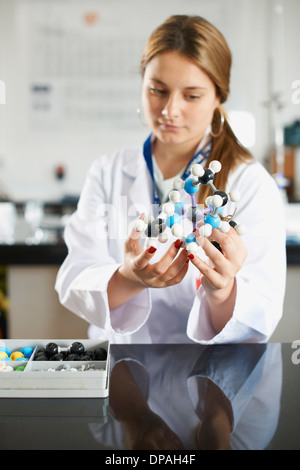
[188,253,194,260]
[174,239,183,249]
[148,246,157,254]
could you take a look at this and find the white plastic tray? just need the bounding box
[0,339,110,398]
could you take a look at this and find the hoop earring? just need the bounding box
[136,103,148,127]
[210,108,225,138]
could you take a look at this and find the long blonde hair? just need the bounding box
[141,15,253,201]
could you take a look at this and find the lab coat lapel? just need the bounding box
[123,151,153,216]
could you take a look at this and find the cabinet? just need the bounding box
[7,265,89,339]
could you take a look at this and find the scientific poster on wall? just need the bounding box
[25,0,228,133]
[27,0,145,131]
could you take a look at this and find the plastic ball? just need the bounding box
[10,351,24,361]
[198,168,214,184]
[219,221,230,233]
[85,350,95,360]
[174,201,185,215]
[0,351,8,360]
[162,202,174,216]
[209,160,222,173]
[191,163,205,177]
[0,346,11,355]
[50,353,65,361]
[213,190,228,206]
[133,219,147,232]
[35,349,46,359]
[199,224,212,237]
[16,357,27,362]
[45,342,59,358]
[69,342,85,356]
[94,347,107,360]
[171,223,183,239]
[235,224,247,236]
[143,214,155,225]
[15,365,26,372]
[80,356,92,361]
[211,194,223,208]
[35,355,48,361]
[173,177,184,190]
[204,213,221,229]
[229,190,241,202]
[184,178,199,195]
[158,232,168,243]
[169,190,181,203]
[186,241,199,254]
[185,233,196,244]
[166,212,181,228]
[20,347,34,359]
[1,357,12,362]
[205,196,213,207]
[145,237,158,249]
[66,353,79,361]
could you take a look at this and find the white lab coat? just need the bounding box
[55,145,287,344]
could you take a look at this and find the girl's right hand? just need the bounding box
[118,221,189,290]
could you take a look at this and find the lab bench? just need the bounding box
[0,342,299,450]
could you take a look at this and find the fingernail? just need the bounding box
[188,253,194,260]
[174,239,183,249]
[148,246,157,254]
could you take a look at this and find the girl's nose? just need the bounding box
[161,94,180,119]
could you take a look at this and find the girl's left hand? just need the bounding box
[189,226,248,294]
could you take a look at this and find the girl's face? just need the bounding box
[142,50,220,150]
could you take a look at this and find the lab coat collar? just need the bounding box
[122,147,146,178]
[122,146,153,211]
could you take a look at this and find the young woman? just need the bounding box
[55,15,286,344]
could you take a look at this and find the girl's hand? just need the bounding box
[190,225,247,293]
[187,225,247,333]
[118,222,189,290]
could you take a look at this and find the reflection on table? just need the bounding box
[1,343,300,450]
[91,343,281,450]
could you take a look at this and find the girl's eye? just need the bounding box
[150,87,167,95]
[186,94,201,101]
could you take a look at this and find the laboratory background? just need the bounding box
[0,0,299,341]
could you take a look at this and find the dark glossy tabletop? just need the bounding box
[0,343,299,451]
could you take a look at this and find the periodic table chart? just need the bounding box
[27,1,146,132]
[25,0,228,133]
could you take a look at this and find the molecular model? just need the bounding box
[134,160,246,254]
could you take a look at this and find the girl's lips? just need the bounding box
[159,122,182,132]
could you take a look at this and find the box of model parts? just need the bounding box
[0,339,110,398]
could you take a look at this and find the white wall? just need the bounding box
[0,0,299,201]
